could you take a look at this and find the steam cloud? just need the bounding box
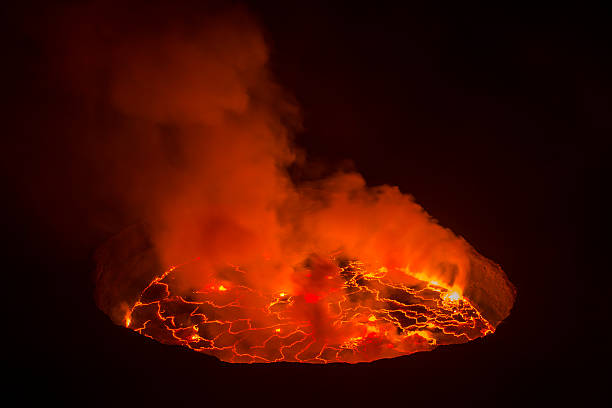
[50,3,487,319]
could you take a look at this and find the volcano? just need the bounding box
[68,1,519,365]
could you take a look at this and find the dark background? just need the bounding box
[3,1,606,406]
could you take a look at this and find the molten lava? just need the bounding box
[119,255,499,363]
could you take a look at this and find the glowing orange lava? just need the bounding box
[123,257,495,363]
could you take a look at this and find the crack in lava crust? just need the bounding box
[124,259,494,363]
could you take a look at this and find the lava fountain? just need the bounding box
[79,5,516,363]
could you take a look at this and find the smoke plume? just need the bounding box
[40,2,513,329]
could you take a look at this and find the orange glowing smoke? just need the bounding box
[59,4,519,363]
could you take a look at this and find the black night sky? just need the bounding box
[3,1,605,406]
